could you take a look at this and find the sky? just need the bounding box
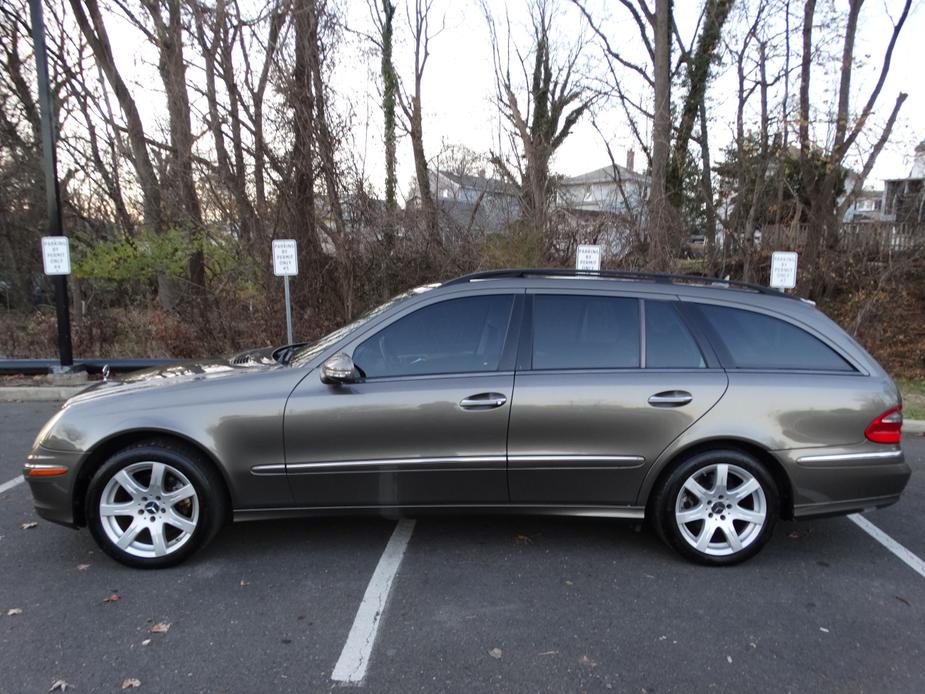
[337,0,925,195]
[103,0,925,201]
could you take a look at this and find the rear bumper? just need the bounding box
[793,493,903,519]
[780,444,910,519]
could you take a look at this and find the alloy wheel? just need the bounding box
[674,462,767,557]
[98,461,200,558]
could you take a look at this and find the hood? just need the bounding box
[66,359,278,406]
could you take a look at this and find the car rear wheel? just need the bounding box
[86,441,227,569]
[653,450,779,565]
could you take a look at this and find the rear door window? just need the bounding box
[645,301,705,368]
[532,295,640,369]
[695,304,853,371]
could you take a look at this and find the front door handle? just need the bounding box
[459,392,508,410]
[648,390,693,407]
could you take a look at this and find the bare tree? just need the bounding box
[397,0,441,244]
[799,0,911,296]
[484,0,591,250]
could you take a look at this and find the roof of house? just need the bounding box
[562,164,648,186]
[435,170,518,196]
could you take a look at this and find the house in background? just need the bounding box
[556,151,649,216]
[411,150,656,254]
[883,138,925,225]
[843,186,888,223]
[427,169,520,233]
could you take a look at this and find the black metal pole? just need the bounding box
[29,0,73,368]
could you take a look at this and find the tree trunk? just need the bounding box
[647,0,672,269]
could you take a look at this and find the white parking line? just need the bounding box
[331,519,416,685]
[0,476,24,495]
[849,513,925,580]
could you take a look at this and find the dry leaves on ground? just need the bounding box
[21,522,37,530]
[149,622,170,634]
[579,655,597,668]
[515,534,531,545]
[121,677,141,689]
[48,680,73,692]
[76,564,90,572]
[488,647,503,659]
[7,608,23,616]
[141,639,152,647]
[103,593,122,604]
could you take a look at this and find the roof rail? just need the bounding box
[442,267,796,299]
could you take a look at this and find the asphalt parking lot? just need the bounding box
[2,402,924,693]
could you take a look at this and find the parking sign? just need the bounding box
[41,236,71,275]
[576,244,602,271]
[770,251,798,289]
[272,239,298,276]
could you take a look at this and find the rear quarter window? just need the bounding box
[694,304,854,372]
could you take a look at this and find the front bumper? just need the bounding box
[24,446,84,527]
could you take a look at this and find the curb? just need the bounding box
[906,419,925,434]
[0,386,86,402]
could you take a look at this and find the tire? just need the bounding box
[651,449,779,566]
[86,440,228,569]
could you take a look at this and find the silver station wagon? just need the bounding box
[25,269,909,568]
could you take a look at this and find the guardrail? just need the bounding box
[0,358,175,375]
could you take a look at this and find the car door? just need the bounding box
[283,292,523,507]
[507,291,728,506]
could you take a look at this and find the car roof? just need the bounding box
[437,268,810,309]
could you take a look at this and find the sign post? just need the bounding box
[272,240,298,344]
[576,244,602,272]
[30,0,72,368]
[770,251,798,290]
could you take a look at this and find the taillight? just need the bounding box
[865,406,903,444]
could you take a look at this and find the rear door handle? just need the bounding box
[648,390,693,407]
[459,393,508,410]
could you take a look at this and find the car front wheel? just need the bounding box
[86,441,227,568]
[653,450,779,565]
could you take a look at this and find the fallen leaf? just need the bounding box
[488,647,502,659]
[819,627,830,633]
[121,677,141,689]
[103,593,121,604]
[48,680,72,692]
[787,530,801,539]
[564,580,574,586]
[579,655,597,668]
[7,608,23,616]
[149,622,170,634]
[77,564,90,572]
[20,521,37,530]
[141,639,151,647]
[726,655,733,664]
[515,534,531,545]
[239,579,249,588]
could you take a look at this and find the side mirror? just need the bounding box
[320,353,357,384]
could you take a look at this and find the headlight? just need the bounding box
[32,408,67,450]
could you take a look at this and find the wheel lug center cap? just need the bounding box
[145,501,160,513]
[711,502,725,515]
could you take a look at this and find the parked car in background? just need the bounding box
[24,269,908,568]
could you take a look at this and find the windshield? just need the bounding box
[289,284,439,367]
